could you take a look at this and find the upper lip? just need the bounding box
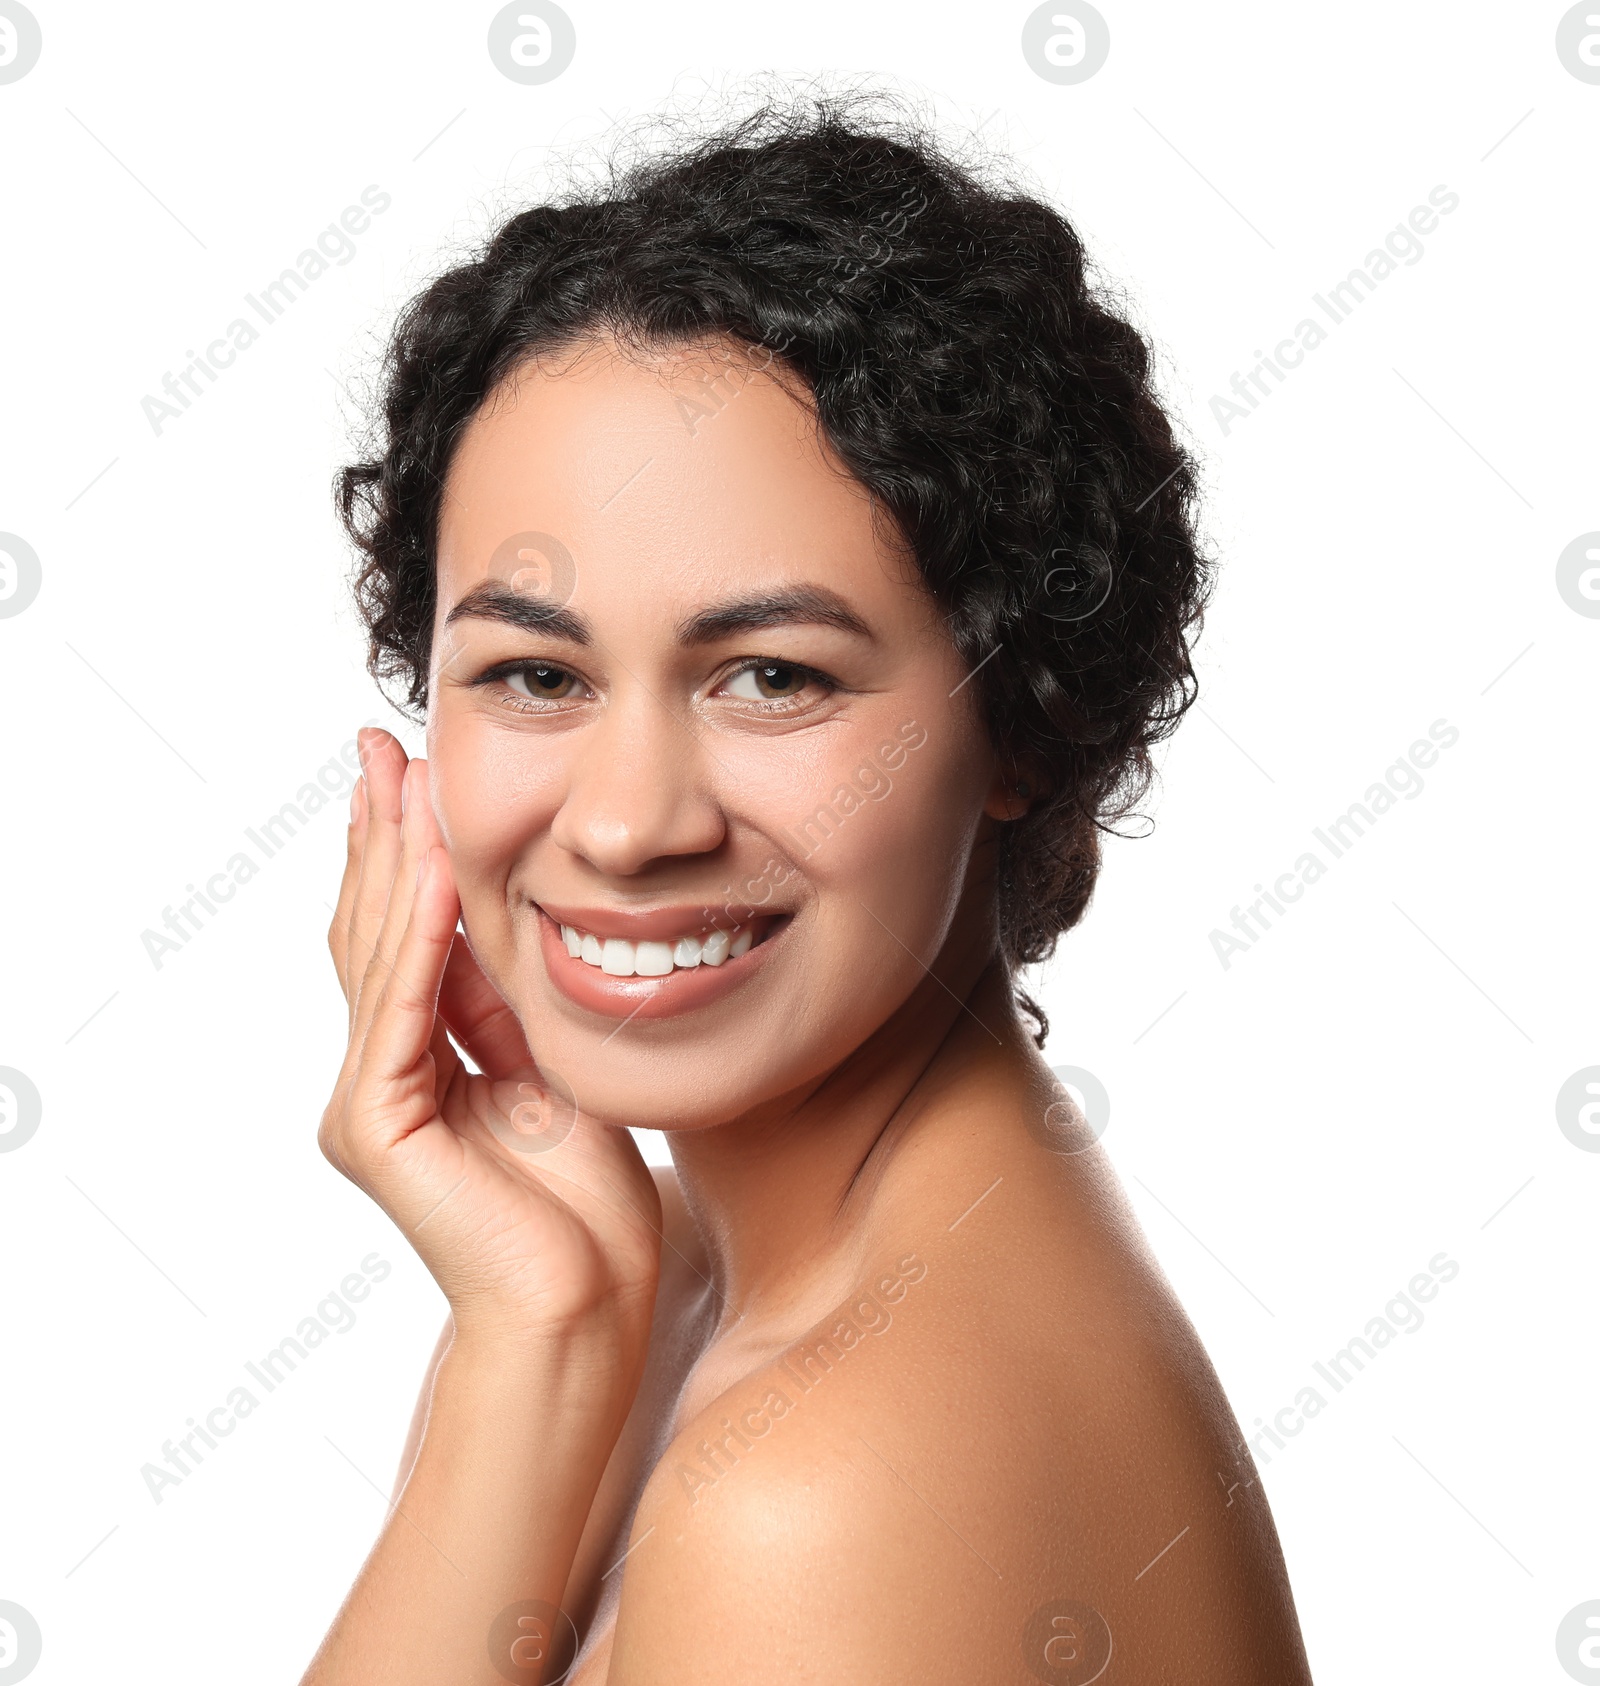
[534,901,785,942]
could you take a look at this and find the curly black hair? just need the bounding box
[336,90,1212,1033]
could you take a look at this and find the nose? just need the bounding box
[549,686,726,875]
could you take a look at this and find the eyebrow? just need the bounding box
[442,580,874,647]
[674,585,873,645]
[443,581,593,643]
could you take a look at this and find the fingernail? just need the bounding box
[400,768,410,816]
[415,844,431,887]
[350,777,364,821]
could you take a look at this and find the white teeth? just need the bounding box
[702,929,731,967]
[557,920,758,975]
[634,940,674,977]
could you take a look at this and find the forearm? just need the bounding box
[302,1322,634,1686]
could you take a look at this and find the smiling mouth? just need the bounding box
[558,921,762,977]
[558,907,802,977]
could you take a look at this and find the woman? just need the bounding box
[307,95,1314,1684]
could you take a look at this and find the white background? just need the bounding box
[1,3,1595,1681]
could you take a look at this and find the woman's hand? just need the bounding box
[321,728,662,1364]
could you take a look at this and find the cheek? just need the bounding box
[427,714,562,890]
[783,726,986,950]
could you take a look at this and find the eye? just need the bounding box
[491,662,585,708]
[722,661,824,702]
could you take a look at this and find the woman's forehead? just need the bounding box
[435,340,916,620]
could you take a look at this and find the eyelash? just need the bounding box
[471,657,840,715]
[473,660,587,714]
[721,658,839,710]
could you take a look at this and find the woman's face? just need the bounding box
[427,336,1012,1130]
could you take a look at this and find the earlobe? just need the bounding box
[984,772,1034,822]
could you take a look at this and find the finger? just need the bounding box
[352,757,440,1046]
[438,933,537,1080]
[344,728,409,1011]
[360,842,462,1084]
[328,772,368,999]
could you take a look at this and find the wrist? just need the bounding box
[447,1256,657,1349]
[443,1298,648,1413]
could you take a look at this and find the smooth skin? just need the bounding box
[303,337,1314,1684]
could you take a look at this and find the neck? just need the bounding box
[665,928,1036,1334]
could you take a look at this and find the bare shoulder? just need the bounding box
[608,1132,1312,1684]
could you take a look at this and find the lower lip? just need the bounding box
[535,909,788,1021]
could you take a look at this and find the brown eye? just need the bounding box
[726,662,810,700]
[506,664,579,700]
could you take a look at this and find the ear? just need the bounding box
[984,764,1038,822]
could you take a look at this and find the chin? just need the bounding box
[504,961,861,1137]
